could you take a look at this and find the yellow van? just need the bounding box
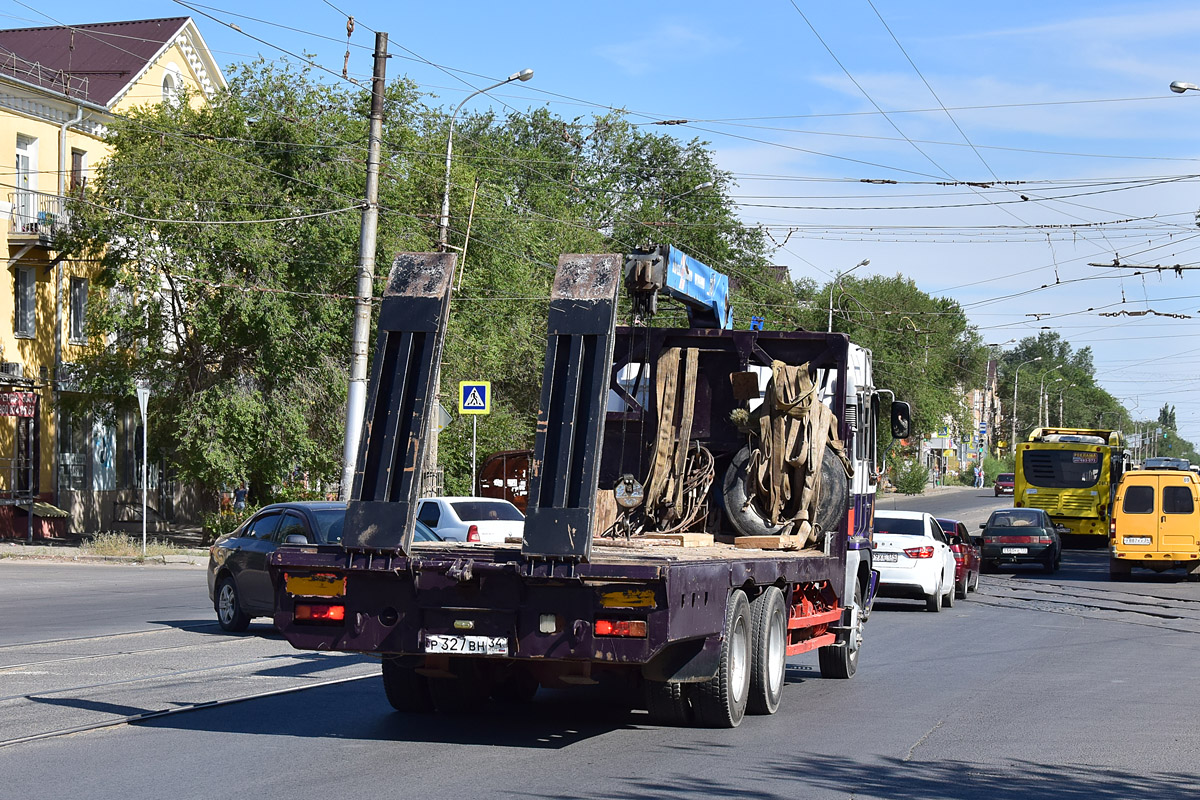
[1109,469,1200,580]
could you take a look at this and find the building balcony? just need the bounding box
[3,190,71,247]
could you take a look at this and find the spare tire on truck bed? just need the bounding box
[721,444,849,540]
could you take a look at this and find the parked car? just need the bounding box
[937,517,981,599]
[207,501,441,632]
[978,508,1061,573]
[415,496,525,543]
[872,510,957,612]
[994,472,1015,496]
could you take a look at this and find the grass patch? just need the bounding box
[81,532,196,559]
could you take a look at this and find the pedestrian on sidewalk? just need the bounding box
[233,483,248,513]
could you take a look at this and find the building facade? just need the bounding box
[0,17,223,537]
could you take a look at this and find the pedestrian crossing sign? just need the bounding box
[458,381,490,415]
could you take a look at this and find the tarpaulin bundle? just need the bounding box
[745,360,851,545]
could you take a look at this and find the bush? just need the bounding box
[81,532,191,558]
[201,506,257,546]
[983,454,1014,483]
[957,461,979,486]
[893,459,930,495]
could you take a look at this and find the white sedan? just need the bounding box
[415,496,525,543]
[871,510,957,612]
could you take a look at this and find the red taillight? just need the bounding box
[594,619,647,637]
[904,546,935,559]
[295,603,346,622]
[1110,520,1117,536]
[1038,536,1053,544]
[467,525,480,542]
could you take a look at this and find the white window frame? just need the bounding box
[15,134,37,231]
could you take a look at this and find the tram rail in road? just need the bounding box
[0,624,378,749]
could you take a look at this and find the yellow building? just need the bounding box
[0,17,223,538]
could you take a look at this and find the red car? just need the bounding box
[936,517,981,599]
[994,472,1015,496]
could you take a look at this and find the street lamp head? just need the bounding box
[1033,356,1043,362]
[1170,80,1199,94]
[510,68,535,82]
[858,259,870,268]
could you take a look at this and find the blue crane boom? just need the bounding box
[623,244,732,329]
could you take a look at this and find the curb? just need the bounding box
[0,549,208,566]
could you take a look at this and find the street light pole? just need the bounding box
[437,69,534,252]
[427,68,532,495]
[827,259,869,333]
[1011,356,1042,451]
[1058,383,1075,427]
[1037,364,1064,429]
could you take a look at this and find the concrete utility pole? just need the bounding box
[340,32,388,501]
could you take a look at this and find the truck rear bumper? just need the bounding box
[272,546,849,675]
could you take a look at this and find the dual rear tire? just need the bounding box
[647,586,789,727]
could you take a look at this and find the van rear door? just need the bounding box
[1158,473,1199,554]
[1115,474,1157,552]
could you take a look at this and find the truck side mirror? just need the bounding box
[890,401,912,439]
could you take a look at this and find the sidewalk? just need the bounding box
[0,527,209,566]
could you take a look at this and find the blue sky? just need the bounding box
[12,1,1200,444]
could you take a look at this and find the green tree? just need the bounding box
[801,273,983,441]
[1159,403,1177,431]
[61,60,782,498]
[60,60,427,498]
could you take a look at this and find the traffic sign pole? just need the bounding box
[458,381,491,495]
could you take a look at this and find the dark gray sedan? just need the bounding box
[979,508,1061,574]
[207,501,440,631]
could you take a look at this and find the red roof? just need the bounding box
[0,17,190,106]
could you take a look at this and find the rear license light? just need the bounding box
[467,525,480,542]
[593,619,647,637]
[903,546,935,559]
[295,603,346,623]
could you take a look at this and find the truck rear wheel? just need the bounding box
[819,580,862,679]
[747,587,786,715]
[644,679,692,726]
[382,657,433,713]
[693,589,751,728]
[428,658,492,713]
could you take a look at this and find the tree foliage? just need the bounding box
[60,57,1166,499]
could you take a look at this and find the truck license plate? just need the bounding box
[1001,547,1028,554]
[424,634,509,656]
[1122,536,1152,546]
[874,552,899,562]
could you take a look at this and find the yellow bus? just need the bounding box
[1014,427,1126,542]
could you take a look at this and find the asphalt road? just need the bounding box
[2,490,1198,799]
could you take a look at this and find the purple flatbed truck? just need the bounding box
[271,248,910,727]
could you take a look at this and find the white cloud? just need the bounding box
[595,23,736,76]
